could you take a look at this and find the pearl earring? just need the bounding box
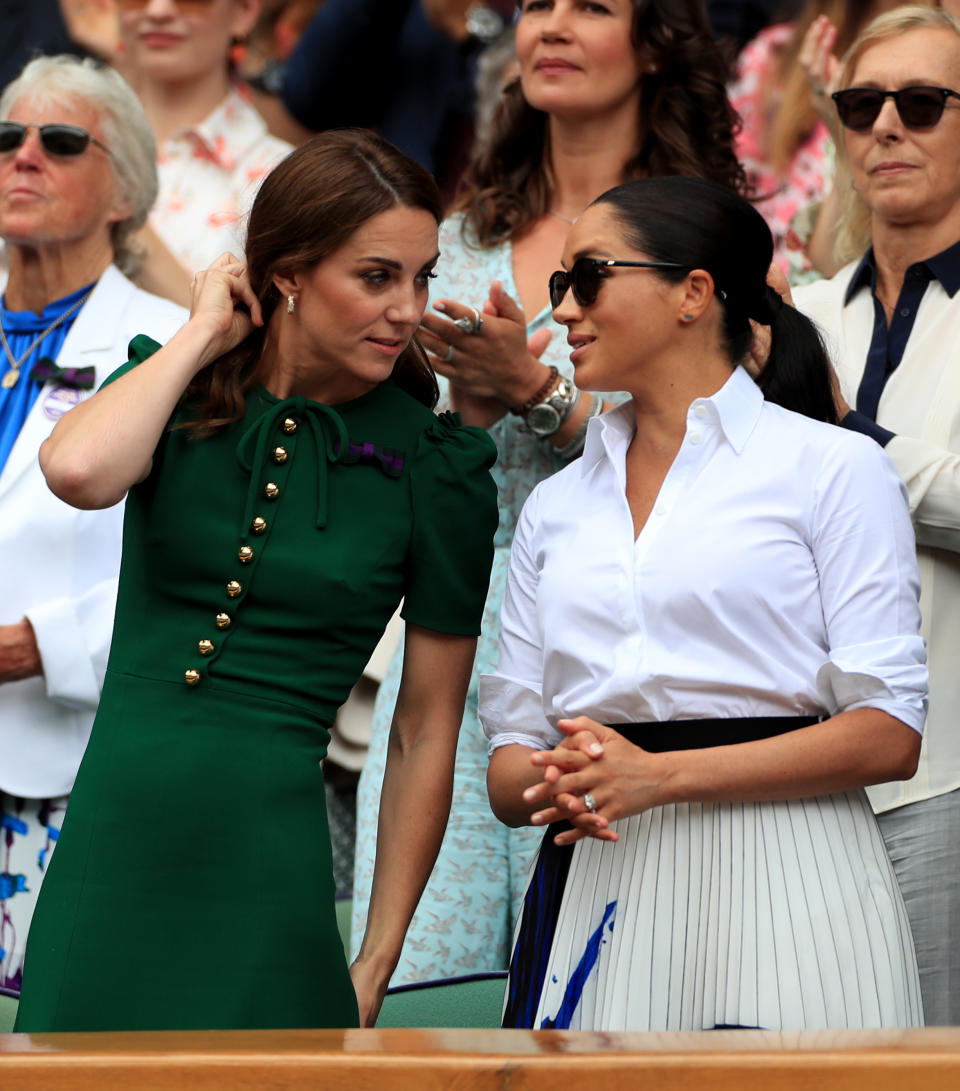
[287,294,296,315]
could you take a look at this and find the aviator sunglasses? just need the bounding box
[0,122,110,157]
[832,85,960,131]
[549,257,688,310]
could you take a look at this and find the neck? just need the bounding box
[4,239,112,314]
[546,101,640,218]
[872,207,960,299]
[628,341,733,449]
[140,68,233,146]
[259,315,375,405]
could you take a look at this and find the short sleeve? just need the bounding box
[98,334,163,389]
[402,411,498,635]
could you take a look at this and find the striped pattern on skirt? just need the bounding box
[504,789,922,1030]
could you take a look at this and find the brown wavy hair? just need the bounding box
[457,0,748,247]
[181,129,443,435]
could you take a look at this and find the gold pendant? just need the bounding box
[1,369,19,389]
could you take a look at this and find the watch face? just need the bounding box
[526,403,562,435]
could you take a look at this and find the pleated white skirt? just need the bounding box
[510,789,923,1030]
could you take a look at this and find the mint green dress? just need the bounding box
[15,337,498,1032]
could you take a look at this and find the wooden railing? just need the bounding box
[3,1027,960,1090]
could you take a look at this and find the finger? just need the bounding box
[557,717,607,748]
[419,313,467,342]
[488,280,526,324]
[766,261,793,305]
[432,299,483,328]
[527,328,553,359]
[530,747,591,771]
[417,325,455,357]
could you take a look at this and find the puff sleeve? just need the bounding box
[402,411,498,636]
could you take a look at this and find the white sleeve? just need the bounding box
[478,488,561,753]
[884,433,960,553]
[26,576,118,712]
[813,435,928,733]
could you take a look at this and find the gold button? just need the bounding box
[198,639,214,656]
[264,482,279,499]
[215,612,231,630]
[282,417,297,434]
[226,580,242,598]
[185,669,200,685]
[238,545,254,564]
[251,516,267,535]
[272,446,288,464]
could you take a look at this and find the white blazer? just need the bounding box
[0,265,187,798]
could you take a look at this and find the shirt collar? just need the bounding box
[165,85,267,171]
[583,365,763,471]
[844,238,960,304]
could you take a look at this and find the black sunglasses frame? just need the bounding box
[549,257,688,310]
[0,121,110,158]
[831,85,960,132]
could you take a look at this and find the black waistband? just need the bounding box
[607,715,819,753]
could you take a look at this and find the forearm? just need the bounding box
[487,743,548,826]
[659,710,920,809]
[39,318,219,509]
[354,721,458,980]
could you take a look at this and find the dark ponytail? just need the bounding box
[595,177,838,425]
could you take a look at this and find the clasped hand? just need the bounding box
[522,717,670,847]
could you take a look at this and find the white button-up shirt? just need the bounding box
[479,366,927,753]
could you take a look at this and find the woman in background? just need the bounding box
[353,0,745,985]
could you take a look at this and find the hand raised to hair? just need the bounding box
[188,252,264,366]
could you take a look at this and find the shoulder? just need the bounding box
[791,260,858,321]
[411,408,498,474]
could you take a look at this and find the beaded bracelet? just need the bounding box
[509,365,560,417]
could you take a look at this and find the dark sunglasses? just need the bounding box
[832,85,960,132]
[0,121,110,157]
[549,257,688,310]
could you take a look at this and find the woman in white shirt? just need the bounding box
[480,176,928,1031]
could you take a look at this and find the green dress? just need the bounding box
[15,337,498,1032]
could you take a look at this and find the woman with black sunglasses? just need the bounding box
[0,54,187,994]
[481,175,927,1031]
[793,5,960,1026]
[352,0,746,989]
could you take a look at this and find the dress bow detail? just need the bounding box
[235,396,349,531]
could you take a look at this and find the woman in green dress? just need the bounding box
[14,130,498,1032]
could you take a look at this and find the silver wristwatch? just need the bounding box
[524,375,580,438]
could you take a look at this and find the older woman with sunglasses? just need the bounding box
[792,6,960,1025]
[0,54,186,993]
[482,176,927,1031]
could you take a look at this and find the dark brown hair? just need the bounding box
[457,0,748,246]
[182,129,443,434]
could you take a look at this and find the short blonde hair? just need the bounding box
[0,55,157,274]
[833,6,960,265]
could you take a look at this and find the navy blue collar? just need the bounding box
[844,237,960,304]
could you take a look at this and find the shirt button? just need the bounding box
[238,545,254,564]
[899,307,910,317]
[226,580,242,598]
[185,669,200,685]
[655,504,666,517]
[198,639,214,656]
[251,516,267,534]
[264,482,280,499]
[272,446,288,464]
[215,612,232,630]
[694,405,707,419]
[281,417,298,434]
[690,432,701,445]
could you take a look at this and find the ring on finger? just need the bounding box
[453,306,483,335]
[441,344,455,363]
[583,792,597,814]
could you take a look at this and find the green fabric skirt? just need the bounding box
[15,672,359,1031]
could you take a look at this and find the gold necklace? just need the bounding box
[0,289,94,390]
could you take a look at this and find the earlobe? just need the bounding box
[678,269,715,323]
